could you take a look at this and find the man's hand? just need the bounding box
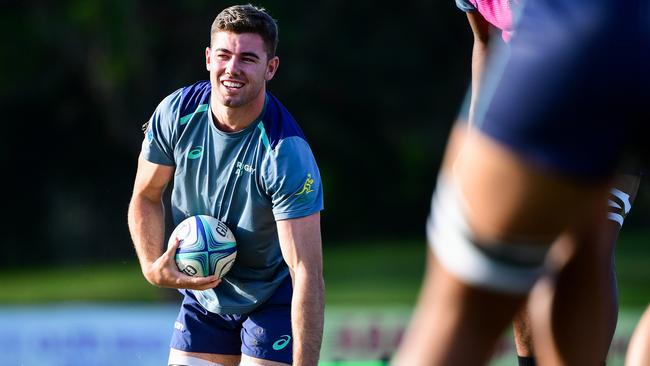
[143,237,221,290]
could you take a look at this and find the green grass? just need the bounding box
[0,261,165,304]
[0,234,647,365]
[615,231,650,307]
[0,238,429,305]
[323,238,427,306]
[0,231,647,307]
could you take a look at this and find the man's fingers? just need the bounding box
[183,275,221,290]
[163,236,181,260]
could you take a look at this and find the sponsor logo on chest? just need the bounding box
[235,161,256,176]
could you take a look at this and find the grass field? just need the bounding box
[0,231,648,365]
[1,231,647,307]
[0,237,430,305]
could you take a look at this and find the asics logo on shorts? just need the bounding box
[174,321,185,332]
[272,335,291,350]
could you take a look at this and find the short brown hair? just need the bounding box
[211,4,279,58]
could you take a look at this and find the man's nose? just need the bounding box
[224,57,241,75]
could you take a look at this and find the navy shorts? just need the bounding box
[473,0,649,180]
[170,275,293,364]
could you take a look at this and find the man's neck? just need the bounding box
[210,93,266,133]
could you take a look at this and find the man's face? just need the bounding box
[206,31,278,109]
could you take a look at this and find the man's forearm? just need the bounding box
[291,269,325,366]
[128,194,166,276]
[469,39,489,125]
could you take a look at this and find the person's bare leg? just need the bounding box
[528,174,641,365]
[168,348,241,366]
[625,304,650,366]
[515,235,616,365]
[393,127,610,365]
[513,305,536,358]
[393,249,526,365]
[530,227,617,365]
[519,217,621,366]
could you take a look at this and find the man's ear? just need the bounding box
[265,56,280,81]
[205,47,212,71]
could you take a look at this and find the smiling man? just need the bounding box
[128,5,324,366]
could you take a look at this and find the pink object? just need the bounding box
[469,0,519,41]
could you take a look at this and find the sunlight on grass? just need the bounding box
[0,232,646,308]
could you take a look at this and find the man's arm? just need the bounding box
[277,212,324,366]
[466,11,492,125]
[128,155,220,290]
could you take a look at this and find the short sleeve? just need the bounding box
[456,0,477,12]
[263,137,324,220]
[141,90,182,166]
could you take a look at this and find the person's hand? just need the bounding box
[143,237,221,290]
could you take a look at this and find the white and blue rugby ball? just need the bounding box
[168,215,237,278]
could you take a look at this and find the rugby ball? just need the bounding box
[168,215,237,278]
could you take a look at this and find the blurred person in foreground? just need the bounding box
[452,0,641,364]
[128,5,324,366]
[626,304,650,366]
[392,0,648,364]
